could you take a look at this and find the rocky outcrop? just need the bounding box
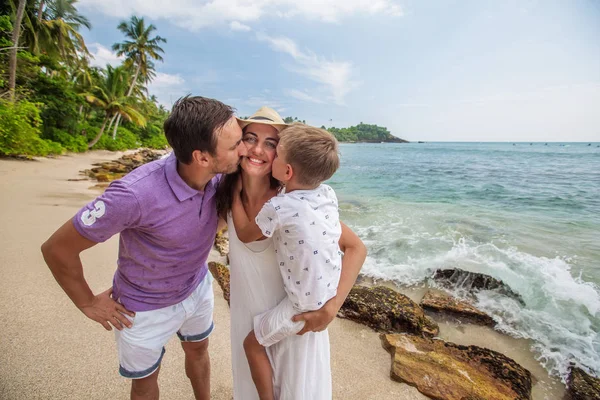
[566,367,600,399]
[432,269,525,305]
[420,290,495,327]
[214,229,229,257]
[208,262,230,306]
[82,149,166,182]
[338,286,439,337]
[381,334,532,400]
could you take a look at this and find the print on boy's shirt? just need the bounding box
[255,184,342,311]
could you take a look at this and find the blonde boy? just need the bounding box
[232,124,341,400]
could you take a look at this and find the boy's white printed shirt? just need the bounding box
[256,184,342,311]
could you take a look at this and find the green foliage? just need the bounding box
[45,127,88,152]
[0,100,63,156]
[0,15,12,48]
[327,123,402,142]
[283,116,306,124]
[142,132,169,149]
[26,73,81,133]
[90,126,141,151]
[2,5,168,156]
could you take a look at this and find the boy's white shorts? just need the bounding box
[114,275,214,379]
[253,297,306,347]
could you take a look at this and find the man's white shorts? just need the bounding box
[253,297,306,347]
[114,275,214,379]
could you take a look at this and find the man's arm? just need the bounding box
[231,191,265,243]
[41,219,134,331]
[293,221,367,334]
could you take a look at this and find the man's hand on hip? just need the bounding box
[80,288,135,331]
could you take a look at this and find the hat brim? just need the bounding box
[236,117,288,132]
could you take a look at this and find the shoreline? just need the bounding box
[0,151,426,399]
[359,278,566,399]
[0,151,568,399]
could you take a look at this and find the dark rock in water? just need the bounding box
[381,333,532,400]
[432,269,525,306]
[208,262,230,306]
[339,286,439,337]
[420,290,496,327]
[566,367,600,400]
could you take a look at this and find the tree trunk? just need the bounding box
[127,62,142,97]
[112,62,142,138]
[106,113,118,134]
[87,115,110,148]
[37,0,45,22]
[112,114,121,139]
[8,0,27,102]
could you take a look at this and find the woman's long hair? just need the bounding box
[215,166,281,219]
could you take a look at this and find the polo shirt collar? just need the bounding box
[165,153,202,202]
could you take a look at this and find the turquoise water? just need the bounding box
[330,142,600,382]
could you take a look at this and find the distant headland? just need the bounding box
[281,117,409,143]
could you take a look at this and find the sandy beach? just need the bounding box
[0,151,428,399]
[0,151,566,399]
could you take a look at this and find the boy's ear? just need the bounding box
[285,163,294,181]
[191,149,211,167]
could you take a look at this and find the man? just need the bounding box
[41,96,247,400]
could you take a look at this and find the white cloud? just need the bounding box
[230,21,251,31]
[78,0,402,30]
[257,33,359,105]
[148,72,188,108]
[286,89,325,104]
[88,43,124,67]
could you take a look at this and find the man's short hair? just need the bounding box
[278,123,340,187]
[164,96,235,164]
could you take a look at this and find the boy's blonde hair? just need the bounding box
[278,123,340,187]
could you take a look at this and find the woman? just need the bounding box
[216,107,366,399]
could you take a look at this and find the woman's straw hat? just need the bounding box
[236,106,288,132]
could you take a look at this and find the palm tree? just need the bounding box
[21,0,90,63]
[8,0,27,102]
[41,0,90,60]
[84,65,146,148]
[110,16,165,137]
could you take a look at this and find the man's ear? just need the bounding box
[191,149,211,167]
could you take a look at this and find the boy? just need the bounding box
[232,123,341,400]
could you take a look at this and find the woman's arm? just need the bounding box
[293,221,367,334]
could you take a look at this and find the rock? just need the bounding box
[95,173,110,182]
[214,230,229,257]
[381,333,532,400]
[339,286,439,337]
[208,262,230,306]
[81,149,165,183]
[420,290,495,327]
[566,367,600,400]
[432,269,525,305]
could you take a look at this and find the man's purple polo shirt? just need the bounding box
[73,153,220,312]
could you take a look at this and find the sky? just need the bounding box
[77,0,600,142]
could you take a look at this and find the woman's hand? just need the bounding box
[292,296,339,334]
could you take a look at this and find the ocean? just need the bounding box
[330,142,600,382]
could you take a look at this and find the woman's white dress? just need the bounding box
[228,216,332,400]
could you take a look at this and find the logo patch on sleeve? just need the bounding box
[81,201,106,226]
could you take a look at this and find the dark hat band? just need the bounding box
[249,116,275,122]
